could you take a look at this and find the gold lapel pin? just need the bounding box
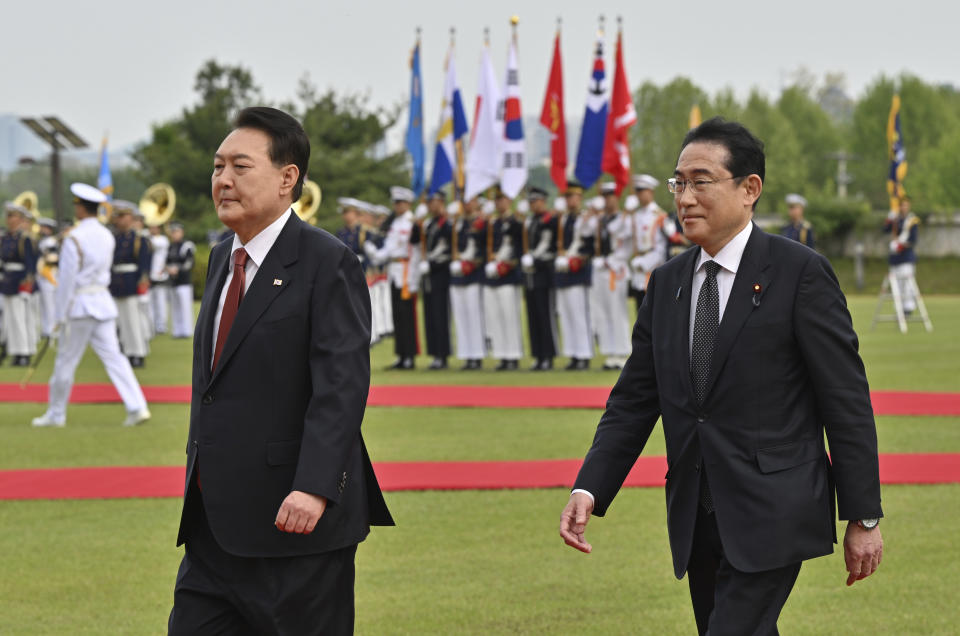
[273,279,283,286]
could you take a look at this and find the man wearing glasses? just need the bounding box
[560,118,883,634]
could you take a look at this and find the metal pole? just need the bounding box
[51,144,64,226]
[854,241,864,291]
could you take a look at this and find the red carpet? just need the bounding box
[2,383,959,415]
[2,453,958,501]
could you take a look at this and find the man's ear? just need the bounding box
[742,174,763,208]
[279,164,300,198]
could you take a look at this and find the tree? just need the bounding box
[739,90,806,214]
[777,86,843,194]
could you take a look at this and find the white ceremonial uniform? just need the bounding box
[36,235,59,337]
[450,221,485,361]
[42,218,148,422]
[149,233,171,334]
[366,212,421,294]
[169,241,196,338]
[556,213,595,361]
[483,219,524,361]
[596,212,633,358]
[629,202,668,292]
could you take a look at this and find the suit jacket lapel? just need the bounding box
[703,224,772,401]
[207,214,302,388]
[675,248,698,401]
[196,243,230,386]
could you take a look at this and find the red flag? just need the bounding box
[601,29,636,195]
[539,31,567,192]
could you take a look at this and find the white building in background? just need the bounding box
[0,114,49,174]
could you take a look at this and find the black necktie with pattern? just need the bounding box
[691,260,721,512]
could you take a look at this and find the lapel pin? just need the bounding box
[273,278,283,286]
[752,283,762,307]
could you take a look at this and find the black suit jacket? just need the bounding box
[177,213,393,558]
[574,224,882,577]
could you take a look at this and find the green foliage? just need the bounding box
[0,163,148,220]
[191,242,211,299]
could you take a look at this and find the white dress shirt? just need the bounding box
[574,221,755,505]
[211,209,292,366]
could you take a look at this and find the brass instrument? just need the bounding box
[140,183,176,227]
[292,179,322,223]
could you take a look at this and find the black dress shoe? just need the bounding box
[495,360,510,371]
[130,357,145,368]
[508,359,519,370]
[539,358,554,371]
[400,357,415,370]
[530,359,544,371]
[386,358,405,370]
[13,355,31,367]
[428,358,448,370]
[564,358,579,371]
[576,359,590,370]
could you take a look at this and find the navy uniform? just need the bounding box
[449,199,487,370]
[109,200,152,367]
[628,174,668,313]
[32,184,149,428]
[521,187,559,371]
[165,222,196,338]
[554,182,595,370]
[420,192,453,370]
[884,198,921,313]
[1,203,38,366]
[591,182,632,370]
[36,218,60,338]
[483,190,524,370]
[781,193,815,249]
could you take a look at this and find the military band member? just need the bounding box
[36,218,60,339]
[362,203,391,344]
[165,222,196,338]
[629,174,668,312]
[782,193,815,249]
[483,187,524,371]
[109,200,152,368]
[592,182,632,370]
[420,191,453,370]
[132,210,156,346]
[521,186,558,371]
[365,187,421,370]
[449,198,486,370]
[884,196,920,314]
[554,181,595,371]
[1,202,38,366]
[32,184,149,428]
[148,223,171,335]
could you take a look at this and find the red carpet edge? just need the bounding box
[1,453,957,501]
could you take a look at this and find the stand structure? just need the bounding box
[870,270,933,334]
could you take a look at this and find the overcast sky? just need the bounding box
[3,0,955,153]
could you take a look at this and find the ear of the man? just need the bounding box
[742,174,763,208]
[279,164,300,198]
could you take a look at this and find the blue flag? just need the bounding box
[429,48,468,196]
[574,37,608,189]
[97,137,113,199]
[406,42,426,197]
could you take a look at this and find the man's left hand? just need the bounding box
[843,521,883,586]
[275,490,327,534]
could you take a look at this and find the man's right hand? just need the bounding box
[559,492,595,553]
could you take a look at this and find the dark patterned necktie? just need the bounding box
[691,260,721,512]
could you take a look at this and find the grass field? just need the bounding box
[1,295,958,634]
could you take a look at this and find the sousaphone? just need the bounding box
[292,179,322,223]
[13,191,42,233]
[140,183,177,227]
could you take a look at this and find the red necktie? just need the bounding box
[212,248,249,371]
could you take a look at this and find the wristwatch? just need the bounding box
[857,518,880,530]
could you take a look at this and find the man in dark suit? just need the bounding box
[169,106,393,635]
[559,118,883,635]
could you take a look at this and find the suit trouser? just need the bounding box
[150,284,170,333]
[525,285,557,361]
[171,284,195,338]
[390,284,419,358]
[46,317,147,420]
[890,262,917,312]
[686,507,801,636]
[556,285,592,359]
[483,284,523,360]
[423,269,451,359]
[170,488,356,636]
[450,283,485,360]
[116,296,148,357]
[1,293,34,356]
[38,279,57,336]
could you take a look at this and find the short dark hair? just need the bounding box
[681,117,765,209]
[233,106,310,203]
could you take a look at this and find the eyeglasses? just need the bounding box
[666,176,740,195]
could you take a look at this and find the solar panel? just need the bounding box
[43,116,88,149]
[20,117,65,150]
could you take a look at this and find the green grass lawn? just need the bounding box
[0,297,957,633]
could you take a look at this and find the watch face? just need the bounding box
[861,518,879,529]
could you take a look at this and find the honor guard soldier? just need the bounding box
[1,202,38,366]
[32,184,149,427]
[148,224,171,335]
[132,210,155,345]
[420,191,453,370]
[109,200,152,367]
[36,218,60,339]
[365,187,421,370]
[592,182,632,370]
[364,203,391,343]
[336,198,381,343]
[884,196,920,314]
[521,186,559,371]
[165,222,196,338]
[483,187,524,371]
[628,174,668,312]
[554,182,595,370]
[335,198,366,262]
[781,193,815,249]
[449,198,487,370]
